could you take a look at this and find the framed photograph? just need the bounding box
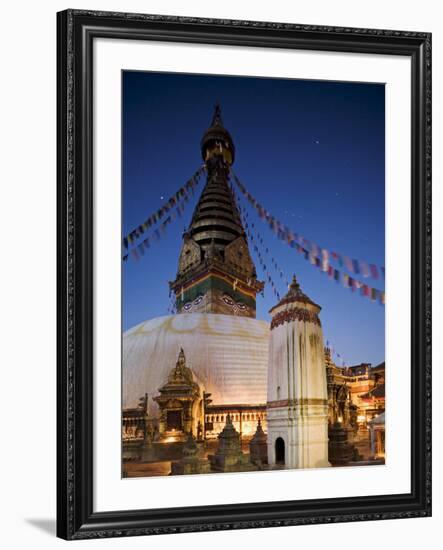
[57,9,431,540]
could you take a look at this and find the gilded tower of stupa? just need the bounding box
[170,104,264,318]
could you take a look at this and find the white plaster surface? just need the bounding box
[123,313,269,412]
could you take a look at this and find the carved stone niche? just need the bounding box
[177,236,201,275]
[224,236,255,277]
[154,348,204,443]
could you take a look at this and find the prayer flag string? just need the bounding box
[123,166,205,250]
[167,290,177,315]
[231,176,385,306]
[234,195,284,301]
[230,170,385,281]
[236,200,289,301]
[123,189,194,263]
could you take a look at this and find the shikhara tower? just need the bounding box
[170,104,264,318]
[266,276,330,469]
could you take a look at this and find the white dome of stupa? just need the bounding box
[123,313,270,416]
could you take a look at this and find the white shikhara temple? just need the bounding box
[122,105,330,469]
[267,277,329,468]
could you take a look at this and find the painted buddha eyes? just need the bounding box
[222,294,246,310]
[222,295,235,306]
[183,295,204,310]
[184,293,246,312]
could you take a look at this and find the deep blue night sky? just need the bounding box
[122,71,385,367]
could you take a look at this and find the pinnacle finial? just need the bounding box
[290,275,300,290]
[177,348,186,367]
[211,101,223,127]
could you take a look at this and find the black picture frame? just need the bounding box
[57,9,432,540]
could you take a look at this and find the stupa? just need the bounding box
[123,105,269,433]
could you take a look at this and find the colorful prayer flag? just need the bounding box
[370,264,379,279]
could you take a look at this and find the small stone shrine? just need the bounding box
[209,415,257,472]
[328,421,358,465]
[170,432,211,475]
[249,419,268,466]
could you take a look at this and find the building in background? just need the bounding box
[325,347,385,460]
[368,412,386,458]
